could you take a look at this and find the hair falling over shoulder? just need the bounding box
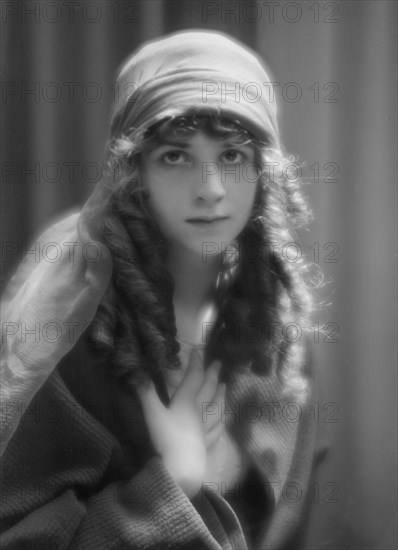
[86,114,314,403]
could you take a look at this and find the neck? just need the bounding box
[167,246,221,312]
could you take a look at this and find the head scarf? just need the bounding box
[110,30,280,147]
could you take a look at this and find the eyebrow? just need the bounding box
[151,139,252,150]
[151,140,191,149]
[222,140,253,148]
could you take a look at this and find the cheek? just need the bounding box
[144,177,188,238]
[144,171,171,212]
[233,179,258,218]
[147,190,175,230]
[234,183,259,236]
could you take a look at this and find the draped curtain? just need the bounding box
[1,1,396,548]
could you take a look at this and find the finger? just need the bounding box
[205,420,225,448]
[196,360,222,405]
[213,381,226,405]
[201,383,226,432]
[172,349,205,403]
[135,380,165,416]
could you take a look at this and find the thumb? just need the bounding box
[136,380,165,416]
[172,349,204,402]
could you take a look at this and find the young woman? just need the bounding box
[0,31,318,549]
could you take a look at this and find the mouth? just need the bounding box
[185,216,230,225]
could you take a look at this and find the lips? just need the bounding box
[186,216,229,224]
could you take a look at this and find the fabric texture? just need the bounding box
[0,215,321,549]
[110,30,280,147]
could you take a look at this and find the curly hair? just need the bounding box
[86,113,313,402]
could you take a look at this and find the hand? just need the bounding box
[136,350,226,499]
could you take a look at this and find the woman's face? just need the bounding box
[141,130,259,258]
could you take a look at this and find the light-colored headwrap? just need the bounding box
[80,31,281,241]
[110,30,279,147]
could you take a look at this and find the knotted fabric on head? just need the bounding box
[110,30,280,148]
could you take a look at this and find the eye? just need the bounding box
[221,149,245,164]
[161,150,189,165]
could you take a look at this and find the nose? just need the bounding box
[194,163,226,203]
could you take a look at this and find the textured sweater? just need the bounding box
[0,217,321,550]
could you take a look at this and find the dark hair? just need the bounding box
[87,113,313,402]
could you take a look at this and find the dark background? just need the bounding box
[1,1,397,548]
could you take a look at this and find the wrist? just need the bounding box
[162,451,206,499]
